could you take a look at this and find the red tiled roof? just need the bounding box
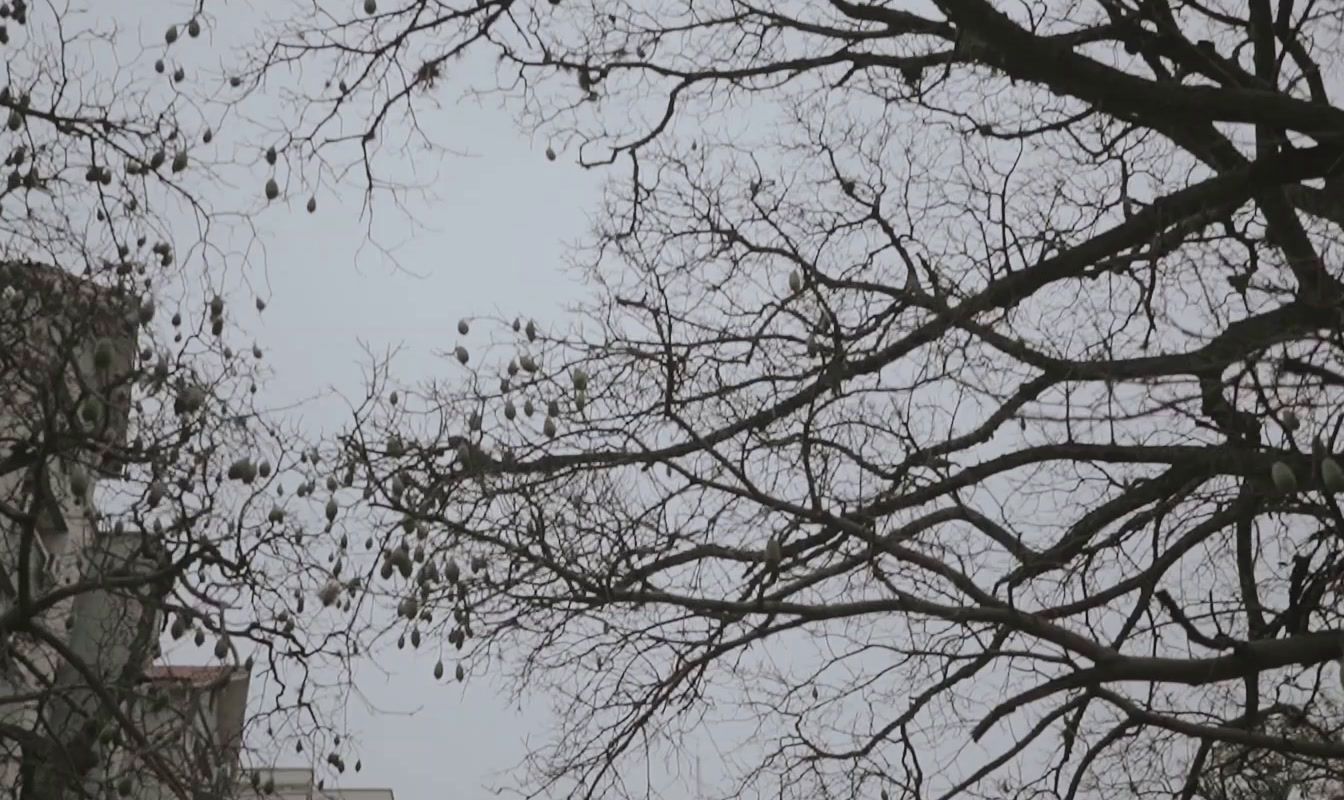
[144,664,245,687]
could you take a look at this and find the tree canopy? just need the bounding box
[251,1,1344,798]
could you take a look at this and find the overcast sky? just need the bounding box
[100,1,609,797]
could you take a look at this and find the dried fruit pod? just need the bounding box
[364,0,377,13]
[455,663,465,681]
[1282,410,1300,431]
[318,579,342,607]
[788,271,802,292]
[434,660,444,680]
[1271,461,1298,493]
[1323,457,1344,493]
[764,536,782,566]
[264,178,279,200]
[213,635,229,659]
[458,319,469,335]
[455,345,469,365]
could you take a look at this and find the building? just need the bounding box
[0,261,147,799]
[139,664,395,800]
[0,262,396,800]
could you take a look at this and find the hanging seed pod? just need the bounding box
[788,271,802,292]
[264,178,279,200]
[1271,461,1298,493]
[93,338,115,370]
[507,359,519,376]
[1282,410,1301,432]
[213,635,229,659]
[504,401,517,420]
[318,579,341,607]
[171,151,188,172]
[764,536,782,567]
[258,461,272,478]
[444,558,460,584]
[307,196,317,213]
[164,25,178,44]
[326,475,338,492]
[410,627,421,648]
[325,499,339,522]
[455,663,465,681]
[68,465,90,498]
[434,660,444,679]
[512,317,522,332]
[455,345,469,365]
[364,0,377,13]
[256,296,267,312]
[1323,457,1344,493]
[543,417,557,438]
[520,354,538,373]
[194,628,206,647]
[525,319,538,341]
[546,399,560,418]
[457,319,469,335]
[545,146,556,161]
[523,399,535,418]
[571,369,588,392]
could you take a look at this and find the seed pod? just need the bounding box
[307,196,317,213]
[256,296,267,312]
[520,354,538,372]
[410,627,421,648]
[545,146,556,161]
[444,559,460,584]
[264,178,279,200]
[1271,461,1298,493]
[1323,457,1344,493]
[455,345,469,365]
[512,318,521,332]
[764,536,782,566]
[318,579,341,607]
[1282,410,1300,431]
[268,506,285,524]
[171,151,188,172]
[525,320,537,341]
[68,466,90,498]
[325,499,339,522]
[458,319,469,335]
[213,635,229,659]
[504,401,517,420]
[571,369,588,391]
[93,338,115,370]
[165,25,178,44]
[434,660,445,679]
[326,475,338,492]
[788,271,802,292]
[543,417,557,438]
[364,0,377,13]
[455,663,465,681]
[188,18,201,37]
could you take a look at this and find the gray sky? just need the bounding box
[98,1,607,796]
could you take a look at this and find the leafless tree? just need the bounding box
[0,4,371,799]
[258,1,1344,799]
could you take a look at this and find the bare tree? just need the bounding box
[0,4,371,799]
[257,1,1344,799]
